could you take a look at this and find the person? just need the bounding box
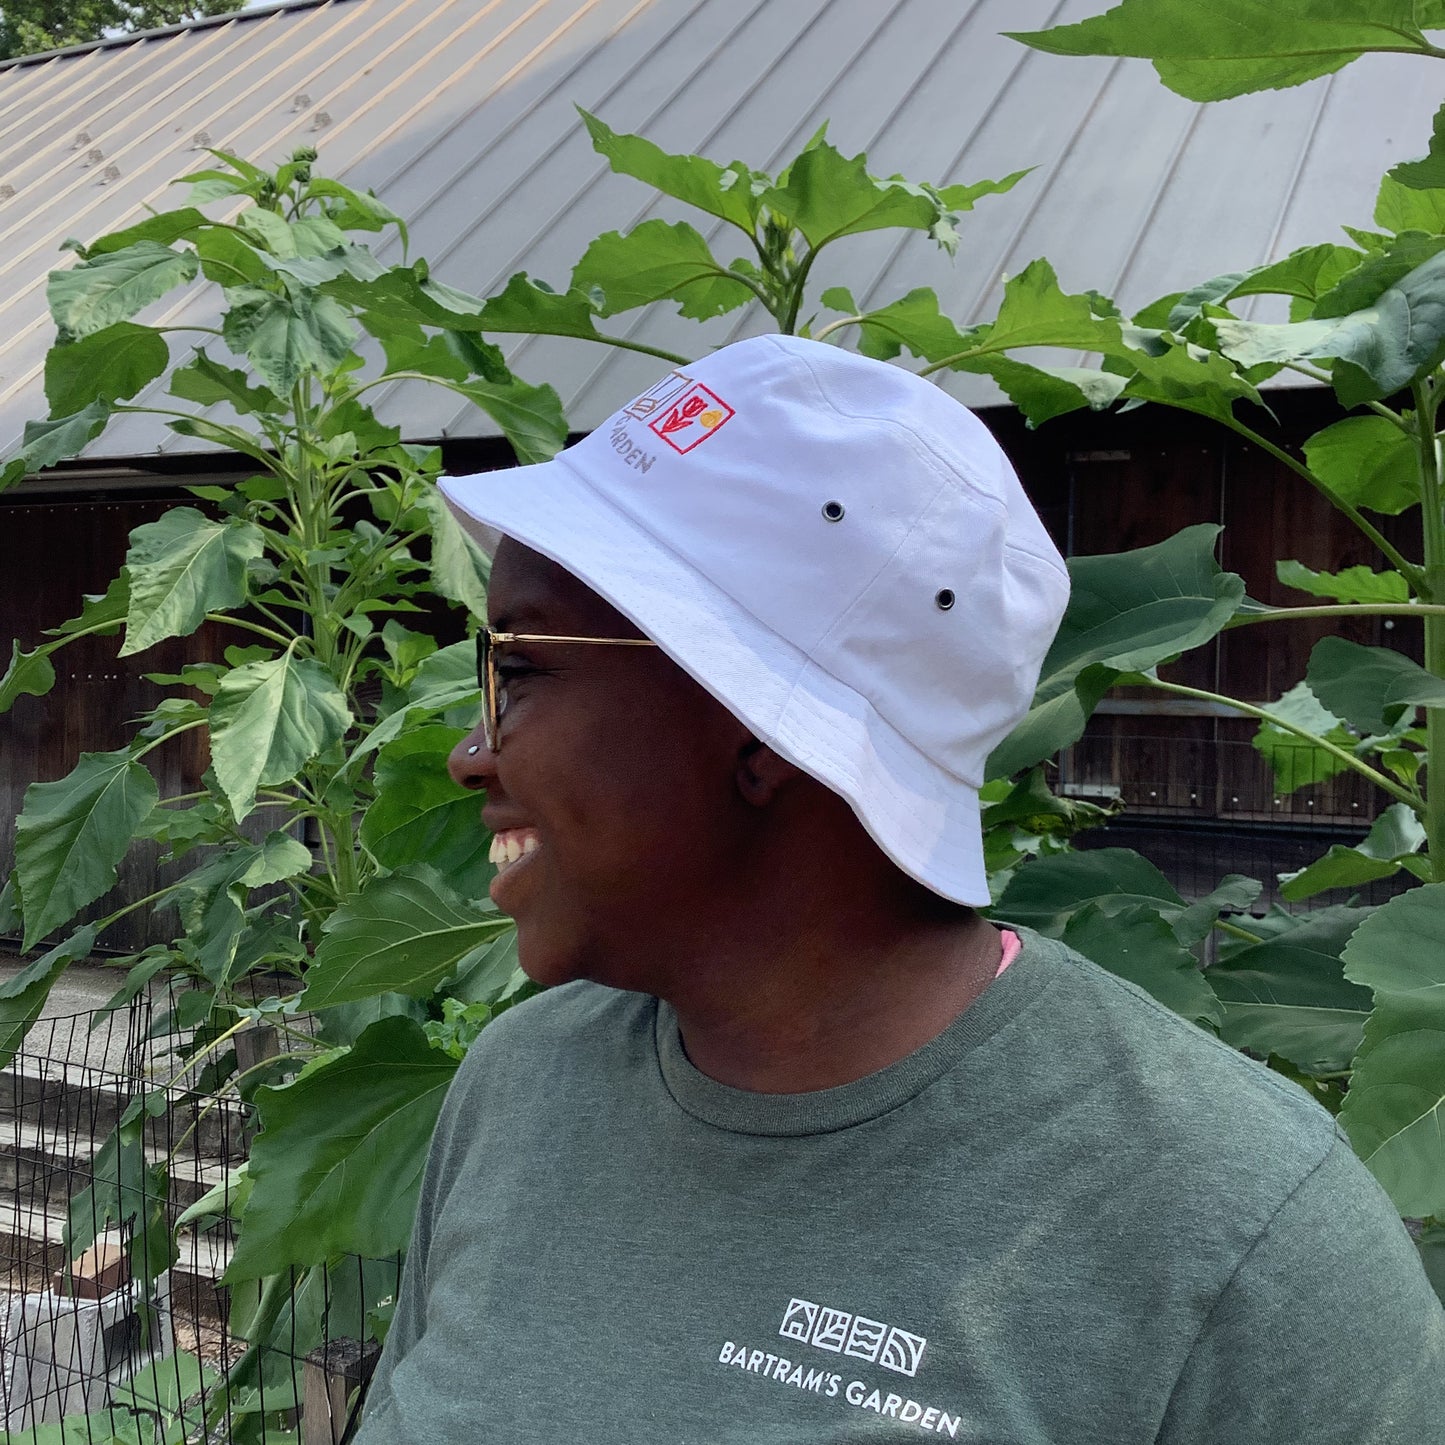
[355,334,1445,1444]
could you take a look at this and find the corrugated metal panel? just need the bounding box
[0,0,1434,461]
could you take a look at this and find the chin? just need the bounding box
[513,925,649,995]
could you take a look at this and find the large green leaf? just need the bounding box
[208,651,352,820]
[1340,995,1445,1216]
[1342,881,1445,1004]
[764,142,945,248]
[414,486,489,617]
[48,242,199,337]
[227,1016,458,1279]
[1390,101,1445,191]
[44,322,169,417]
[448,376,567,465]
[168,350,283,416]
[981,258,1125,354]
[1375,173,1445,236]
[221,284,357,395]
[1279,804,1427,901]
[1315,232,1445,318]
[967,355,1128,427]
[1207,906,1372,1071]
[46,573,130,639]
[353,640,481,759]
[1307,636,1445,735]
[303,864,510,1009]
[1006,1,1440,101]
[1276,559,1409,604]
[475,272,610,341]
[0,925,97,1070]
[578,108,762,233]
[828,286,979,365]
[1060,902,1221,1025]
[178,834,313,985]
[571,219,751,320]
[1301,415,1420,516]
[0,641,56,714]
[1120,340,1263,424]
[1168,245,1364,329]
[86,205,210,257]
[14,750,157,947]
[360,727,491,888]
[120,507,265,657]
[17,401,111,473]
[993,847,1184,937]
[1251,680,1355,793]
[1337,886,1445,1214]
[988,525,1243,777]
[1214,249,1445,408]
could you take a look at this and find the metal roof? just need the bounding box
[0,0,1437,463]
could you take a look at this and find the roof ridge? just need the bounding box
[0,0,358,73]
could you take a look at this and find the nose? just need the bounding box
[447,725,495,790]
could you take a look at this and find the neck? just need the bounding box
[659,867,1002,1094]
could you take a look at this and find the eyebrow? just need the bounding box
[488,606,552,633]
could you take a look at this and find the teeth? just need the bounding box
[489,831,539,872]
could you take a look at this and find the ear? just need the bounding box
[736,738,802,808]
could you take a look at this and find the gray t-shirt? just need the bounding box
[359,931,1445,1443]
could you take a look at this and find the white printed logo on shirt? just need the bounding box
[779,1296,927,1377]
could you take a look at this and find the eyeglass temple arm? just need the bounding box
[488,632,658,647]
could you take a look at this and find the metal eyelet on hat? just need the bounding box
[821,500,845,521]
[935,588,956,611]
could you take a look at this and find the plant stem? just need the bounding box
[1226,604,1445,627]
[1216,416,1424,589]
[1213,916,1264,944]
[812,314,865,343]
[131,718,206,762]
[1137,675,1422,810]
[92,884,182,935]
[1412,381,1445,880]
[203,613,292,647]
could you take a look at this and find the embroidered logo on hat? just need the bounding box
[625,370,735,453]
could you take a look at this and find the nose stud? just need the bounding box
[466,744,480,755]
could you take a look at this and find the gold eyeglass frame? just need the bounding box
[477,626,658,752]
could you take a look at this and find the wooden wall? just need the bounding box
[986,389,1417,829]
[0,487,228,955]
[0,402,1406,952]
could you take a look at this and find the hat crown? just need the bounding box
[569,335,1068,783]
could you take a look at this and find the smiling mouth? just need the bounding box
[489,828,540,875]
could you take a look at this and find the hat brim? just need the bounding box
[439,460,989,906]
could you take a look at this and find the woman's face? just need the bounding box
[448,538,753,992]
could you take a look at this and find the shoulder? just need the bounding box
[1007,929,1343,1223]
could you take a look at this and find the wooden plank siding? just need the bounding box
[0,401,1410,945]
[0,488,228,953]
[986,388,1418,831]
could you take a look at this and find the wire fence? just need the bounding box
[1060,731,1414,909]
[0,982,397,1445]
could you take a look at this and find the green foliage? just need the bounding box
[1207,907,1374,1072]
[0,1,244,61]
[1007,0,1445,102]
[226,1016,458,1280]
[0,150,570,1423]
[1341,886,1445,1215]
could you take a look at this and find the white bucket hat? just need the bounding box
[439,333,1069,906]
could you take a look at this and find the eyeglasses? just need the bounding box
[476,626,658,752]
